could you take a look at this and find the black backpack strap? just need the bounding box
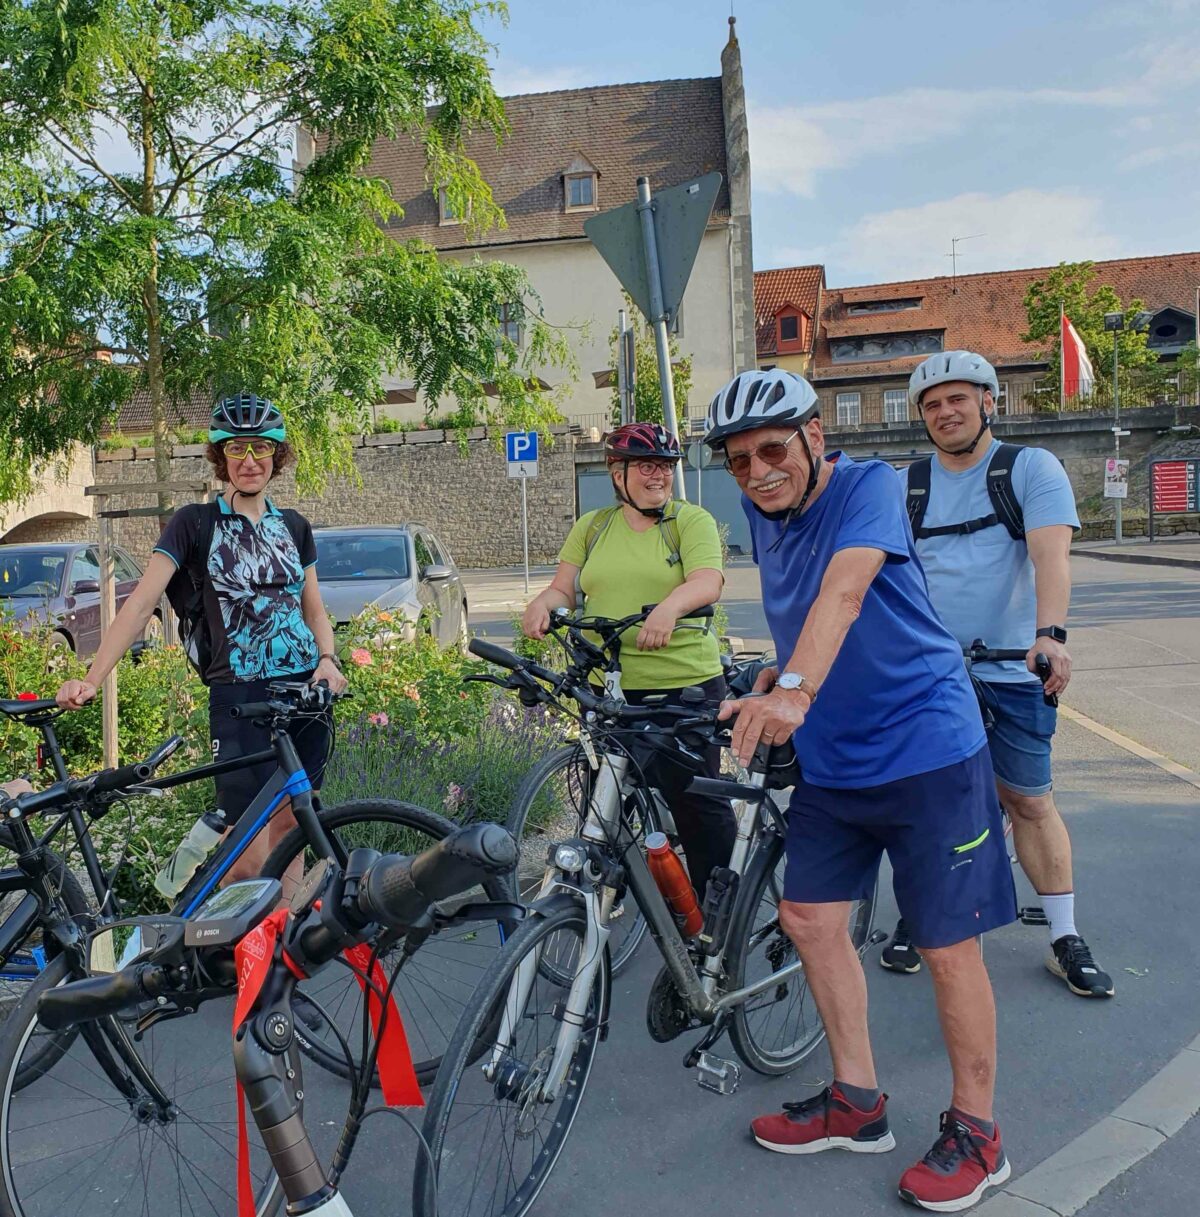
[905,457,934,538]
[985,443,1026,541]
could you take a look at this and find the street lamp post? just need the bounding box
[1103,312,1125,544]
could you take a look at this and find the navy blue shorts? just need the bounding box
[976,679,1057,797]
[783,745,1017,949]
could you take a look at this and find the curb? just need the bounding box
[977,1036,1200,1216]
[1073,548,1200,571]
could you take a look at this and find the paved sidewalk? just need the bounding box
[1073,534,1200,570]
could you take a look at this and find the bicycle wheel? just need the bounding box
[414,894,607,1217]
[0,840,94,1090]
[726,830,875,1076]
[0,954,284,1217]
[260,798,515,1086]
[507,746,650,976]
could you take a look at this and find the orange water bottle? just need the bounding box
[645,832,703,937]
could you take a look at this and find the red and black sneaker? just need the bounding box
[751,1085,895,1155]
[898,1111,1011,1212]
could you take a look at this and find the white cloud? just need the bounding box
[782,188,1127,285]
[489,62,597,98]
[749,84,1132,198]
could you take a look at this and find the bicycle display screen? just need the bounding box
[184,878,283,947]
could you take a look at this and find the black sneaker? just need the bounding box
[1046,934,1114,998]
[880,919,922,974]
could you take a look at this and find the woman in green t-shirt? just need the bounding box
[522,422,734,898]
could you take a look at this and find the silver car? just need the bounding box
[313,525,469,649]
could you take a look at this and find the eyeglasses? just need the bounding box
[224,440,278,461]
[630,460,675,478]
[723,432,800,477]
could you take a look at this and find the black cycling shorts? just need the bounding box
[208,673,333,824]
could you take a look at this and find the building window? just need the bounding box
[496,303,523,347]
[883,389,908,423]
[438,188,462,225]
[829,330,943,364]
[779,315,799,342]
[565,173,596,210]
[846,298,922,315]
[836,392,862,426]
[995,382,1009,414]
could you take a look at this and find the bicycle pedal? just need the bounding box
[695,1052,740,1096]
[1019,906,1049,927]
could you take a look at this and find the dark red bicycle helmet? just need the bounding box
[604,421,682,464]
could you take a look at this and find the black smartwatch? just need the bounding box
[1035,625,1067,643]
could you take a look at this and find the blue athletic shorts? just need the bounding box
[783,745,1017,949]
[975,679,1056,797]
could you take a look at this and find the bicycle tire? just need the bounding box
[0,840,94,1090]
[414,893,607,1217]
[260,798,516,1087]
[506,745,651,976]
[0,953,284,1217]
[726,830,875,1076]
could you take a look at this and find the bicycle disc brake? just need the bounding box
[645,964,694,1043]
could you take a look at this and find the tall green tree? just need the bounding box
[1022,261,1159,399]
[0,0,569,511]
[606,295,693,430]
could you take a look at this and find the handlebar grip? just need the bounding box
[468,639,524,671]
[1033,654,1059,707]
[37,967,150,1031]
[90,758,155,795]
[228,702,273,721]
[639,603,715,620]
[358,823,518,931]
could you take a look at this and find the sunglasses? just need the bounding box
[224,440,278,461]
[723,432,800,477]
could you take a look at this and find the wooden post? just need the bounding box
[97,512,118,768]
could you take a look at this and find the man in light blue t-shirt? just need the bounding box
[877,350,1113,1002]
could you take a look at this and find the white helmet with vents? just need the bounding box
[907,350,999,408]
[703,368,820,448]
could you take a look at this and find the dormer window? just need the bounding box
[561,153,599,212]
[774,305,809,354]
[437,188,461,225]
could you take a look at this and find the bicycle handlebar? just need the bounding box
[357,823,517,930]
[228,681,339,724]
[964,641,1057,706]
[38,963,170,1031]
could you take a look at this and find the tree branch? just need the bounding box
[42,122,138,209]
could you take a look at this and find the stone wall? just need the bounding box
[92,428,578,568]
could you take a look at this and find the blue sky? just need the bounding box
[480,0,1200,286]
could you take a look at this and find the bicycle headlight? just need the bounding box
[553,843,585,873]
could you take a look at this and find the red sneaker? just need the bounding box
[751,1085,895,1155]
[898,1111,1011,1212]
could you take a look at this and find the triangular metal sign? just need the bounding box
[584,171,723,325]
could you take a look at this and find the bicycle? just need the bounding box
[0,683,512,1092]
[503,603,733,976]
[0,807,519,1217]
[415,638,880,1217]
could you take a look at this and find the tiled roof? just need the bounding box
[812,252,1200,381]
[111,386,213,435]
[754,265,824,356]
[363,78,731,250]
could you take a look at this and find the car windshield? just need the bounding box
[0,551,66,598]
[315,535,411,581]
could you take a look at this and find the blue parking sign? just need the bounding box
[505,431,538,463]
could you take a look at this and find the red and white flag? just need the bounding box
[1061,313,1095,399]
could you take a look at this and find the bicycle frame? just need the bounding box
[489,750,796,1104]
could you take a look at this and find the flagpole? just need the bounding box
[1059,301,1065,410]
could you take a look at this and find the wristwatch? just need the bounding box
[319,652,344,673]
[777,671,818,702]
[1035,626,1068,643]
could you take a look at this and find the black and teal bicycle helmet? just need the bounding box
[208,392,286,443]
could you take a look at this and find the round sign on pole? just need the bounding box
[686,441,713,470]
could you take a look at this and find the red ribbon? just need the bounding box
[232,910,422,1217]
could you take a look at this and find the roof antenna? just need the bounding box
[946,234,984,293]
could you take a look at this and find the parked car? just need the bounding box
[0,542,161,657]
[313,526,469,650]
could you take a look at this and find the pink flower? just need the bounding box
[443,783,465,812]
[350,648,372,667]
[368,711,389,727]
[402,684,421,703]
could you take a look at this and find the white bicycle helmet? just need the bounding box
[703,368,820,449]
[908,350,999,456]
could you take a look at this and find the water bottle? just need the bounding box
[645,832,703,937]
[154,809,227,899]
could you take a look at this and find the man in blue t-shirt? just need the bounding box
[879,351,1113,1002]
[705,369,1016,1214]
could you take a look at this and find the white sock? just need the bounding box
[1040,892,1078,944]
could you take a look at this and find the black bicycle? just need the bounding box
[0,808,519,1217]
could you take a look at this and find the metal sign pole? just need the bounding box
[635,177,686,501]
[521,474,530,595]
[617,309,631,425]
[97,513,118,768]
